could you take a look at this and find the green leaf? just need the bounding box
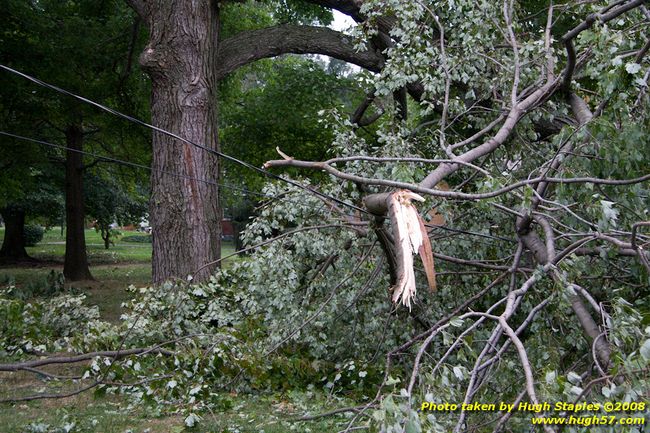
[405,418,420,433]
[625,63,641,74]
[640,339,650,361]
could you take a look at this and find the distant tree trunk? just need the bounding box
[233,221,245,253]
[63,124,93,281]
[0,206,30,261]
[135,1,221,284]
[101,226,111,249]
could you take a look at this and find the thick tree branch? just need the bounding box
[419,78,561,190]
[216,25,383,79]
[516,215,612,370]
[0,347,173,372]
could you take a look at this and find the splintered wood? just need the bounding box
[387,190,436,309]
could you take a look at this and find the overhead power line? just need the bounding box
[0,130,267,198]
[0,63,368,215]
[0,64,514,243]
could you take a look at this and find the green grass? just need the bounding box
[24,228,153,264]
[0,372,353,433]
[0,368,181,433]
[1,228,237,264]
[0,227,238,322]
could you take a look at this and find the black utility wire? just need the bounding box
[0,64,514,243]
[0,130,267,198]
[0,64,368,215]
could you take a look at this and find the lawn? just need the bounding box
[23,228,155,264]
[0,228,237,321]
[1,227,237,265]
[0,370,355,433]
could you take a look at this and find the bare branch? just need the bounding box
[631,221,650,273]
[265,152,650,201]
[0,347,173,372]
[0,381,101,403]
[503,0,520,106]
[293,405,376,422]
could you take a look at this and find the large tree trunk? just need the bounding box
[137,1,221,284]
[63,124,93,281]
[0,206,30,261]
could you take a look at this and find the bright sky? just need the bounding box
[321,10,360,71]
[330,10,356,34]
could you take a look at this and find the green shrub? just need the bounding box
[23,224,44,246]
[121,234,152,243]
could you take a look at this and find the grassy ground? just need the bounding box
[24,228,154,263]
[3,227,236,266]
[0,373,353,433]
[0,228,237,322]
[0,229,353,432]
[0,345,350,433]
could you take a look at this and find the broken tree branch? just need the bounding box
[0,347,174,372]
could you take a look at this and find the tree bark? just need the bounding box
[0,206,30,261]
[137,0,221,284]
[63,124,93,281]
[215,25,384,79]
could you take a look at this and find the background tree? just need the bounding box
[84,173,148,249]
[1,0,149,279]
[0,105,64,262]
[0,191,64,262]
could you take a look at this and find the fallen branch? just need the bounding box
[0,381,102,403]
[265,150,650,201]
[292,404,376,422]
[0,347,174,372]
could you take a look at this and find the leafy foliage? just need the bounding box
[219,56,367,202]
[23,224,44,247]
[0,288,101,356]
[84,173,147,248]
